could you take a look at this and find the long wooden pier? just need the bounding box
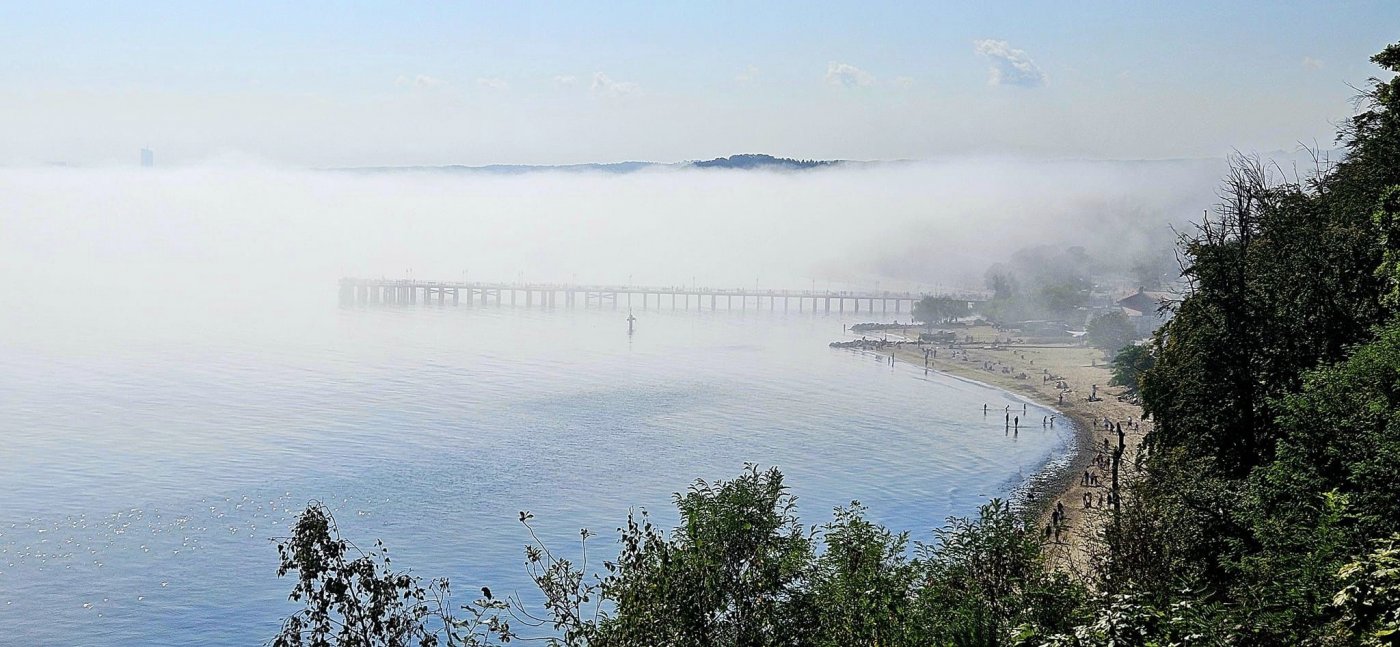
[339,278,986,315]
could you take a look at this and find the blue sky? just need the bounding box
[2,1,1397,166]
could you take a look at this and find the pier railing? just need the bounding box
[338,278,987,314]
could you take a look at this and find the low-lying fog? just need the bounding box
[0,157,1223,347]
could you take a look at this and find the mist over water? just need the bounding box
[0,159,1217,644]
[0,158,1220,320]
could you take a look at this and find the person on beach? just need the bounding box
[984,404,988,414]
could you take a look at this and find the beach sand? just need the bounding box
[854,323,1149,578]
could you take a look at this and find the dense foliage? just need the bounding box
[913,296,973,327]
[1109,344,1153,390]
[273,43,1400,646]
[1085,311,1137,354]
[274,468,1080,646]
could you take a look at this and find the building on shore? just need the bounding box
[140,148,154,167]
[1117,287,1174,337]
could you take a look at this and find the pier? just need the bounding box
[338,278,986,314]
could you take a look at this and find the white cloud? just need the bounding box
[892,76,915,90]
[736,65,760,84]
[395,74,446,89]
[476,77,509,90]
[1302,56,1325,70]
[973,40,1046,87]
[590,73,641,97]
[553,75,579,87]
[825,61,874,88]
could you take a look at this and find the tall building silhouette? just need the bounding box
[140,148,154,167]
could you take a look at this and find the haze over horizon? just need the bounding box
[3,2,1397,167]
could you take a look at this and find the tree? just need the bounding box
[810,502,915,646]
[1086,311,1137,354]
[913,296,970,328]
[271,504,511,647]
[1333,534,1400,646]
[1110,344,1154,390]
[594,465,815,646]
[912,500,1082,646]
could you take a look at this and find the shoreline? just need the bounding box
[841,324,1148,575]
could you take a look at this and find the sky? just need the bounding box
[2,1,1398,167]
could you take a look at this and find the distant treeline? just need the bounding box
[689,154,838,170]
[340,153,841,175]
[270,42,1400,647]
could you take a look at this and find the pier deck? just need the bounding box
[339,278,986,314]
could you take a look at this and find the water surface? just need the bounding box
[0,301,1068,645]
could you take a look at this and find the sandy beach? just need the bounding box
[843,323,1149,577]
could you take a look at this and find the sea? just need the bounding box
[0,295,1069,645]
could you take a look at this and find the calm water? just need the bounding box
[0,301,1069,645]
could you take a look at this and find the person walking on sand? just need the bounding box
[984,404,988,414]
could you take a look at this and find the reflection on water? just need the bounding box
[0,304,1069,645]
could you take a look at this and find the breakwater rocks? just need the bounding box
[828,338,920,350]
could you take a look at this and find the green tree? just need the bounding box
[1086,311,1136,354]
[1123,40,1400,637]
[1110,344,1153,390]
[594,465,814,647]
[810,502,915,646]
[913,296,970,328]
[271,504,511,647]
[1333,534,1400,646]
[910,500,1083,646]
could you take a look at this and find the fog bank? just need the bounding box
[0,158,1222,344]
